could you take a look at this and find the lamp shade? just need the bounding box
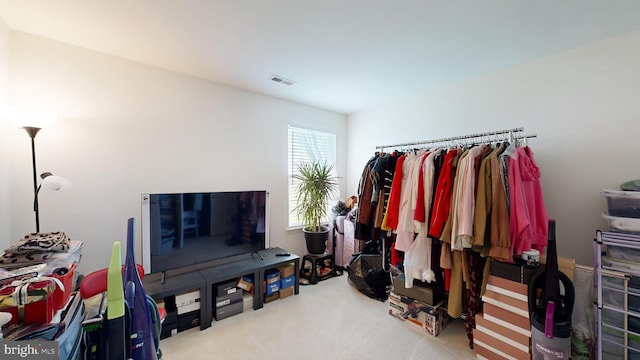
[6,107,57,129]
[40,172,71,192]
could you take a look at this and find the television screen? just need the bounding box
[141,191,269,274]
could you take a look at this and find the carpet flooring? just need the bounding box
[159,274,477,360]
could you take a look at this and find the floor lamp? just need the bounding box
[22,130,70,233]
[23,126,44,232]
[11,108,68,233]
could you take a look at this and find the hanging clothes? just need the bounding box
[403,150,440,287]
[368,128,544,331]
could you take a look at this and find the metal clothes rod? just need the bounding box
[375,126,528,151]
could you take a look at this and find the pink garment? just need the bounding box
[508,149,532,256]
[519,146,549,250]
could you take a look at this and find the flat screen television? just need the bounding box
[141,191,269,275]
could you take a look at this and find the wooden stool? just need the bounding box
[300,253,335,284]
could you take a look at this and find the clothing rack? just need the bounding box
[375,127,537,152]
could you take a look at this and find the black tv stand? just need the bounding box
[142,247,300,331]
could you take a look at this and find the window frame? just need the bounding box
[287,124,337,229]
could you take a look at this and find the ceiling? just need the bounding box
[1,1,640,115]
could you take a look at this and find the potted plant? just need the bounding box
[293,162,339,254]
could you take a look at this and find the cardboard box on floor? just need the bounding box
[388,291,450,337]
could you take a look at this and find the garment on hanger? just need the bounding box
[429,149,460,239]
[381,154,406,231]
[355,154,378,241]
[395,151,424,252]
[454,144,489,249]
[519,146,548,251]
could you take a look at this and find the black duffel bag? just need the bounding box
[346,252,390,302]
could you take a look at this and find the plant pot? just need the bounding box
[303,226,329,255]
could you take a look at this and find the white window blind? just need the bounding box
[288,125,337,227]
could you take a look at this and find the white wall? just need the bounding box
[347,30,640,267]
[0,18,10,247]
[5,31,347,276]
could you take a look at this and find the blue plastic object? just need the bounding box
[123,218,158,360]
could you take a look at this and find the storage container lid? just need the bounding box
[601,189,640,199]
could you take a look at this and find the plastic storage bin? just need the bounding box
[602,213,640,233]
[602,189,640,218]
[607,242,640,263]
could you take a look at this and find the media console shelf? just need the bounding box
[142,247,300,331]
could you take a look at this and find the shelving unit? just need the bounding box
[142,247,299,333]
[594,231,640,359]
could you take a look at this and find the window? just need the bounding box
[288,125,337,228]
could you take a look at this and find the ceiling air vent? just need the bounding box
[270,75,295,86]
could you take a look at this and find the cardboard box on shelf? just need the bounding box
[280,275,295,289]
[177,301,200,315]
[265,269,280,284]
[177,311,201,331]
[277,263,295,278]
[237,275,254,293]
[175,289,200,307]
[214,301,242,321]
[216,280,239,297]
[242,293,253,312]
[279,286,294,299]
[265,281,280,295]
[215,289,243,308]
[264,291,279,303]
